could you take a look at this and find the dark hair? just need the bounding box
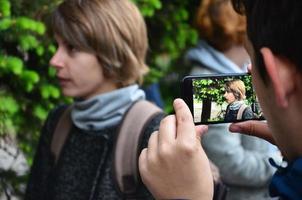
[231,0,302,83]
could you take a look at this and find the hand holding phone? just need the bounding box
[181,73,264,124]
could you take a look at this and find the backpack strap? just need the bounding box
[113,100,163,196]
[51,106,72,164]
[50,100,163,197]
[236,104,248,120]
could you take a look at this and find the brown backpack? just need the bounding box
[50,100,163,198]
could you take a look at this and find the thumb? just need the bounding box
[229,120,276,145]
[195,125,208,140]
[173,98,196,142]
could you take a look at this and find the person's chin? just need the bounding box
[61,88,77,98]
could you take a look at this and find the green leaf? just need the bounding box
[21,70,40,83]
[0,0,11,17]
[35,22,46,35]
[50,87,60,98]
[40,85,50,99]
[0,96,19,114]
[19,35,39,51]
[48,44,56,54]
[6,56,24,75]
[40,84,60,99]
[0,18,12,30]
[25,83,34,92]
[33,105,48,120]
[15,17,31,29]
[48,67,56,77]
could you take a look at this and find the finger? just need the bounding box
[195,125,208,140]
[138,148,148,176]
[229,120,276,145]
[147,131,159,160]
[173,98,196,143]
[158,115,176,145]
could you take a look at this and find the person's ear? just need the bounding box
[260,47,296,108]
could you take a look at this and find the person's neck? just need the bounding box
[223,45,250,69]
[81,80,119,101]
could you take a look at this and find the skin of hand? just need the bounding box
[139,98,214,200]
[229,120,276,145]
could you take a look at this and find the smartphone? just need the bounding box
[181,73,264,124]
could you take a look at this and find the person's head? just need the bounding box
[195,0,246,51]
[224,79,246,104]
[50,0,148,99]
[231,0,302,83]
[231,0,302,160]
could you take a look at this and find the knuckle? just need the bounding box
[160,115,174,126]
[177,114,192,125]
[158,144,172,159]
[248,123,255,135]
[148,153,159,169]
[138,150,147,168]
[148,131,158,145]
[178,141,196,157]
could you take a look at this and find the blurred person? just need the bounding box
[139,0,302,199]
[24,0,164,199]
[185,0,249,75]
[184,0,280,199]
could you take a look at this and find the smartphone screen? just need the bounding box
[181,73,264,124]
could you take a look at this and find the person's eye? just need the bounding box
[62,41,78,54]
[66,44,77,53]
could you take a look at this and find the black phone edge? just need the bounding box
[180,73,263,125]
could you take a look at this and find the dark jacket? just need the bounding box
[224,103,254,122]
[269,158,302,200]
[25,105,164,200]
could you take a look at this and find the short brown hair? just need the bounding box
[51,0,149,87]
[225,79,246,100]
[195,0,246,51]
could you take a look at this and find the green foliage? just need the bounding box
[0,0,64,157]
[193,76,255,105]
[141,0,200,113]
[0,0,11,17]
[133,0,162,17]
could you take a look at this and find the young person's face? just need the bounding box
[224,90,236,104]
[50,36,117,99]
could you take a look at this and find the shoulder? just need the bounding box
[242,105,254,120]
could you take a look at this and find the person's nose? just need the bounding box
[50,48,65,69]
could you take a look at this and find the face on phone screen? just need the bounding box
[182,74,264,124]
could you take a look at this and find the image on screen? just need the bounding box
[192,75,264,123]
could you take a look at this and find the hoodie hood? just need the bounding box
[185,40,248,74]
